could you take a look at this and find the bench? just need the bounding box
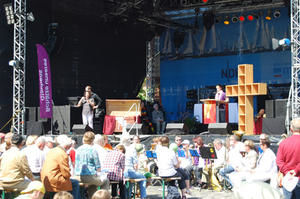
[0,187,19,199]
[124,178,145,199]
[151,176,181,199]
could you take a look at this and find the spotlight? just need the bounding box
[265,10,272,20]
[273,10,280,18]
[231,16,238,23]
[247,14,254,21]
[224,16,230,25]
[239,16,245,22]
[4,3,14,25]
[202,0,209,3]
[272,38,291,50]
[8,60,19,68]
[26,12,35,22]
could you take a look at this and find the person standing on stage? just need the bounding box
[85,86,104,132]
[277,118,300,199]
[152,103,166,134]
[77,91,95,129]
[215,84,228,123]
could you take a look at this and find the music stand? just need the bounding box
[189,149,200,157]
[200,147,217,159]
[146,151,157,159]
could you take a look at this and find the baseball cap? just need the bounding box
[21,181,46,194]
[182,140,190,145]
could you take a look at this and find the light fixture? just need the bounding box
[247,14,254,21]
[239,16,245,22]
[224,16,230,25]
[202,0,209,3]
[8,60,19,68]
[265,10,272,20]
[273,10,280,18]
[4,3,14,25]
[27,12,35,22]
[231,16,238,23]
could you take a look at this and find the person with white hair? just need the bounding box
[43,136,55,154]
[22,136,46,180]
[41,135,80,199]
[93,134,108,167]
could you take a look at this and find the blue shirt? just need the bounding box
[75,144,100,176]
[124,147,137,171]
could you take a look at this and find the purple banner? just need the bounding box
[36,44,52,118]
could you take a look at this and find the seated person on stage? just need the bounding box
[229,140,258,187]
[41,135,80,199]
[124,144,147,199]
[156,136,188,199]
[152,103,166,134]
[0,134,34,191]
[254,109,265,135]
[102,145,126,199]
[22,136,46,181]
[219,135,243,188]
[74,131,109,197]
[215,84,229,123]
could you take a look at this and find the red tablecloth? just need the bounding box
[103,115,116,135]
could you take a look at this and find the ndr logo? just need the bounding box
[221,67,238,80]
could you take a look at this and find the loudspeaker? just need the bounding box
[26,121,45,135]
[208,123,232,134]
[72,124,86,135]
[262,118,286,135]
[26,107,37,121]
[265,100,275,118]
[275,99,287,118]
[52,106,71,134]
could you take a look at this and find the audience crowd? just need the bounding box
[0,118,300,199]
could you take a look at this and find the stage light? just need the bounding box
[4,3,14,25]
[224,16,230,25]
[231,16,238,23]
[8,60,19,68]
[272,38,291,50]
[265,10,272,20]
[202,0,209,3]
[273,10,280,18]
[27,12,35,22]
[247,14,254,21]
[239,16,245,22]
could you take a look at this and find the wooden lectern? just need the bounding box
[200,99,227,124]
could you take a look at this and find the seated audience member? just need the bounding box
[103,135,113,150]
[0,133,5,156]
[175,136,183,149]
[43,136,55,154]
[156,136,187,198]
[23,136,46,180]
[219,135,243,188]
[94,134,108,168]
[246,136,277,187]
[178,140,192,194]
[213,139,226,171]
[67,138,76,176]
[15,181,45,199]
[75,131,109,197]
[41,135,80,199]
[124,144,147,199]
[4,132,13,151]
[92,190,111,199]
[0,133,34,190]
[25,135,38,147]
[152,103,166,134]
[53,191,74,199]
[190,140,204,188]
[102,145,126,199]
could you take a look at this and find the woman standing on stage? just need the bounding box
[77,91,95,129]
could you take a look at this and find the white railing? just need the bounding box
[123,103,140,135]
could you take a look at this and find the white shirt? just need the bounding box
[156,146,177,177]
[228,142,243,168]
[93,144,108,168]
[214,146,226,169]
[255,148,277,177]
[22,145,45,173]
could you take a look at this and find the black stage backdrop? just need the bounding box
[0,0,147,131]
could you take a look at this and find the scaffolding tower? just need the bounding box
[11,0,26,134]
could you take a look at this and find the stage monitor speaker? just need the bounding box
[275,99,287,118]
[265,100,275,118]
[208,123,232,134]
[262,118,286,135]
[72,124,87,135]
[26,121,45,135]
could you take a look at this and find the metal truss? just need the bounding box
[11,0,26,134]
[146,36,160,103]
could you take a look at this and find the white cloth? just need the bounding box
[156,146,177,177]
[228,142,244,168]
[22,145,45,173]
[214,146,226,169]
[93,144,108,169]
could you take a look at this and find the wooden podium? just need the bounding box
[200,99,227,124]
[226,64,267,135]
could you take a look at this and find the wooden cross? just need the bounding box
[226,64,267,135]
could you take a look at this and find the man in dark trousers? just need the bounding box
[277,118,300,199]
[85,85,104,133]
